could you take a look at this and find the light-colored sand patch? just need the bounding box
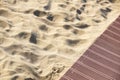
[0,0,120,80]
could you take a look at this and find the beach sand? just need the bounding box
[0,0,120,80]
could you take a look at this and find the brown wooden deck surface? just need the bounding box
[60,16,120,80]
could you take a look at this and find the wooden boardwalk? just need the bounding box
[60,16,120,80]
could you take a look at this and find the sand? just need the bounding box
[0,0,120,80]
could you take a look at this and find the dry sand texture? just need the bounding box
[0,0,120,80]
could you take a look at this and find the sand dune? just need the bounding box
[0,0,120,80]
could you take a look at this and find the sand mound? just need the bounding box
[0,0,120,80]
